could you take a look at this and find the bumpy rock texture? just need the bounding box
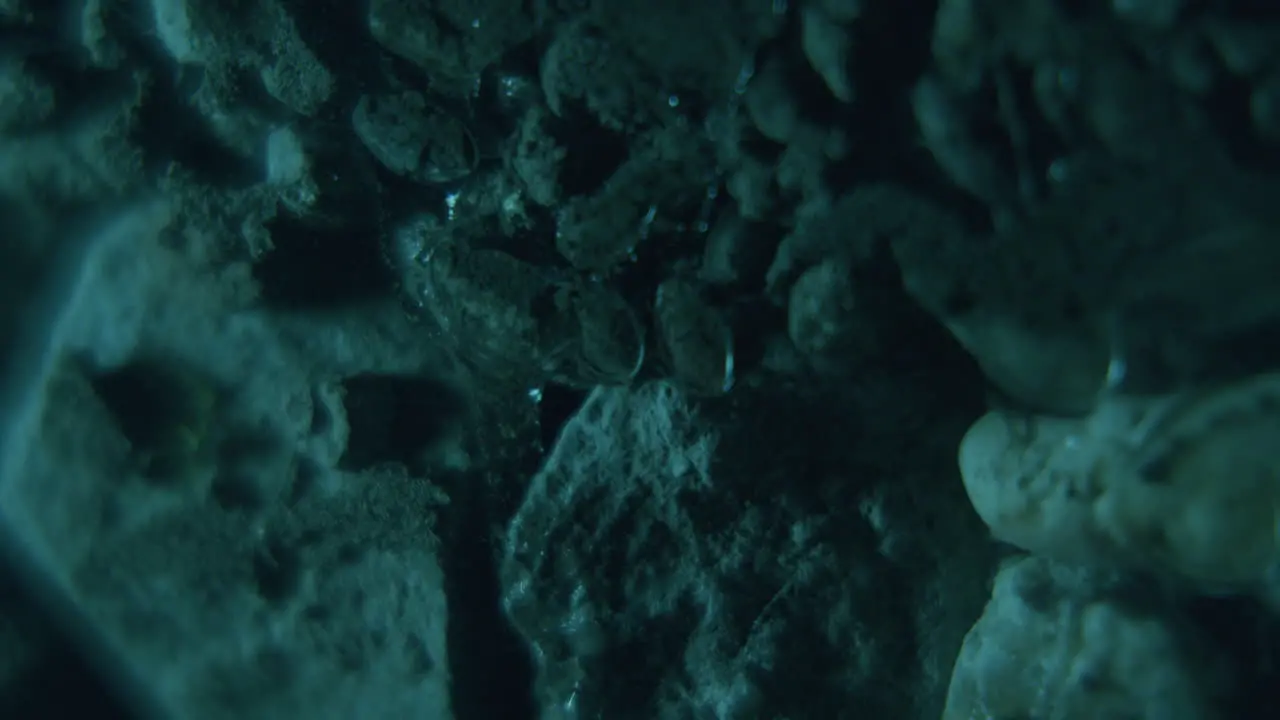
[2,0,1280,718]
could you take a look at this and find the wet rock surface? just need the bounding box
[3,0,1280,718]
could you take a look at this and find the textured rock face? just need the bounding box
[959,373,1280,591]
[4,0,1280,718]
[0,205,456,720]
[943,555,1224,720]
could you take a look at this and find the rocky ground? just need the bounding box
[2,0,1280,718]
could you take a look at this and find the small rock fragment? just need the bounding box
[801,6,855,103]
[655,278,733,395]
